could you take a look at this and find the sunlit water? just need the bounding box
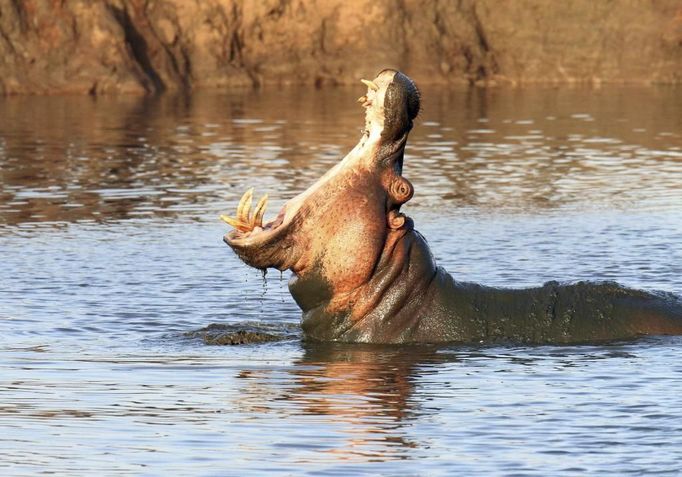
[1,86,681,475]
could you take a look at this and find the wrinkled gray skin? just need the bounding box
[224,70,682,344]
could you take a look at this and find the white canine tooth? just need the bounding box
[220,214,250,232]
[221,189,270,234]
[237,187,254,223]
[361,79,379,91]
[251,194,268,228]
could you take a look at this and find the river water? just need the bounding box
[1,86,681,475]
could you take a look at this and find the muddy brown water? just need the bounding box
[1,86,681,475]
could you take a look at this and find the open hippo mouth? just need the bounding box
[220,188,291,260]
[221,69,420,274]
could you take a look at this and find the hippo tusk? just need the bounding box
[361,79,379,91]
[251,194,268,228]
[220,214,251,232]
[221,189,268,233]
[237,187,254,224]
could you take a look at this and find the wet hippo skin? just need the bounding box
[222,70,682,344]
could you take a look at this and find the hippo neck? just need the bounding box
[293,222,682,344]
[295,224,450,343]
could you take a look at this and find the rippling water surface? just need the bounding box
[1,86,681,475]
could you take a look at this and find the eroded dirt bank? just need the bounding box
[1,0,681,94]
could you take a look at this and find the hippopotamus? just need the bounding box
[221,69,682,344]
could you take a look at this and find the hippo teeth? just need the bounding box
[357,95,373,109]
[220,188,269,233]
[361,79,379,91]
[236,187,254,223]
[252,193,269,228]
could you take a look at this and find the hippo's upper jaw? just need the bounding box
[222,69,420,277]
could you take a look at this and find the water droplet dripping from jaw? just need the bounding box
[260,268,268,293]
[259,268,268,316]
[280,271,285,303]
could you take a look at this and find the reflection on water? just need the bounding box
[0,90,359,226]
[236,343,440,461]
[1,86,681,228]
[1,86,682,475]
[3,338,682,475]
[232,340,682,473]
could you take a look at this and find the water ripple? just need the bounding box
[1,87,682,475]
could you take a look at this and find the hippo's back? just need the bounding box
[417,273,682,344]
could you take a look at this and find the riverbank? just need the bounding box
[1,0,681,95]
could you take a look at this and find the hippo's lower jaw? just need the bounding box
[222,70,682,344]
[222,193,299,272]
